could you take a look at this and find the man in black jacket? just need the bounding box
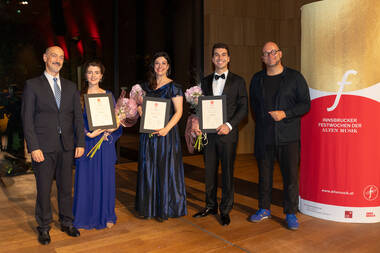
[249,41,310,230]
[193,43,248,226]
[22,46,85,244]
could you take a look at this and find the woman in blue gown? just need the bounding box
[135,52,187,221]
[73,60,122,229]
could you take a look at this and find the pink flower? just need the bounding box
[185,85,202,108]
[184,85,206,153]
[115,88,139,127]
[125,98,138,118]
[130,84,145,105]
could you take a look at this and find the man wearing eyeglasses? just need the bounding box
[249,41,310,230]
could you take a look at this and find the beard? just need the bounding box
[266,59,281,67]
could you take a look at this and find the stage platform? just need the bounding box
[0,154,378,253]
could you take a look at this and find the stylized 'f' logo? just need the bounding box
[364,185,378,201]
[368,186,375,199]
[326,70,358,112]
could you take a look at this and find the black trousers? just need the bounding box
[33,143,74,232]
[257,142,300,214]
[204,134,237,215]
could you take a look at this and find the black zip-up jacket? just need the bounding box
[249,67,310,158]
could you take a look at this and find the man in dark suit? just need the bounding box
[193,43,248,226]
[249,41,310,230]
[22,46,85,245]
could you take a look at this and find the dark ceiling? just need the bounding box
[0,0,50,24]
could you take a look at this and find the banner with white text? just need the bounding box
[299,0,380,223]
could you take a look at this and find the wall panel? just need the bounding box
[204,0,320,153]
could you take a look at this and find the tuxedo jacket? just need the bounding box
[22,74,85,153]
[201,72,248,143]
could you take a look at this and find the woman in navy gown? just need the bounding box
[73,60,122,229]
[135,52,187,221]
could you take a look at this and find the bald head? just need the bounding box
[43,46,64,76]
[261,41,283,74]
[45,46,64,55]
[262,41,280,52]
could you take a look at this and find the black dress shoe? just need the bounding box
[220,214,231,226]
[61,225,80,237]
[156,216,166,222]
[38,230,51,245]
[193,208,218,218]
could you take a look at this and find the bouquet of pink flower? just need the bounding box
[130,84,145,105]
[115,89,138,127]
[115,84,145,127]
[88,84,145,158]
[184,85,207,153]
[185,85,202,109]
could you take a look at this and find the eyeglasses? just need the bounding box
[262,49,280,57]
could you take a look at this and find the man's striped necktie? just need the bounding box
[53,77,61,109]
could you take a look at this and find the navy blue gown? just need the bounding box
[135,82,187,219]
[73,91,122,229]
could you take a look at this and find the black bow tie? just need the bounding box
[214,73,225,80]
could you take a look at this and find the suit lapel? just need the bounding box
[204,75,213,96]
[40,75,59,110]
[222,72,232,96]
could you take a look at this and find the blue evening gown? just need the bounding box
[135,82,187,220]
[73,91,122,229]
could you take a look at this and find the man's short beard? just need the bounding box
[267,60,280,67]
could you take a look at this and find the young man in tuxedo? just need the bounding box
[22,46,85,245]
[193,43,248,226]
[249,41,310,230]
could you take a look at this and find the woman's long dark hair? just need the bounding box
[80,59,105,108]
[147,51,171,90]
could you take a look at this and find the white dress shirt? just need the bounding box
[212,70,232,131]
[212,70,228,96]
[44,71,61,97]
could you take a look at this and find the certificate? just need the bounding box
[199,95,227,133]
[84,93,117,131]
[139,97,171,133]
